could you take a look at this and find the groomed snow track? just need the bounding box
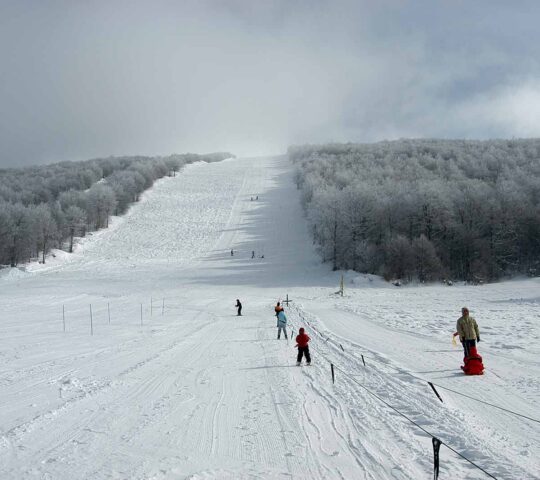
[1,156,539,479]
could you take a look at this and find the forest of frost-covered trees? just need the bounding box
[0,152,232,267]
[289,139,540,283]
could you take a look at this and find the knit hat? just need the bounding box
[299,327,305,334]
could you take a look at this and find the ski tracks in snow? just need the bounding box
[2,156,539,479]
[287,302,537,479]
[0,300,223,478]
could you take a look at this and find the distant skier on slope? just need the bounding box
[235,299,242,316]
[276,309,288,339]
[295,327,311,366]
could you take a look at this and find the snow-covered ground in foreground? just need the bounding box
[1,156,539,480]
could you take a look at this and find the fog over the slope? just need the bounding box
[1,0,540,167]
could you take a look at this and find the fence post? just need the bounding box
[428,382,444,403]
[62,305,65,332]
[283,294,293,307]
[432,437,442,480]
[90,304,93,336]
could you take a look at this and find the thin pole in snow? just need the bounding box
[428,382,444,403]
[62,304,65,332]
[140,303,143,326]
[162,298,164,316]
[361,354,366,367]
[108,302,111,324]
[90,304,93,336]
[339,343,344,351]
[432,437,442,479]
[150,296,153,317]
[331,363,335,384]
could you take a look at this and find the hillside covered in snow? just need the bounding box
[1,156,539,479]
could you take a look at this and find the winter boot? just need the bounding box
[296,361,301,366]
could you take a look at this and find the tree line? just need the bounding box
[0,152,233,266]
[288,139,540,283]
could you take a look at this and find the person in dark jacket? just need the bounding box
[235,299,242,316]
[295,327,311,365]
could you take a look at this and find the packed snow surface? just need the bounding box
[1,156,539,479]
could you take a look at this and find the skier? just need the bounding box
[295,327,311,366]
[251,250,255,259]
[456,306,480,357]
[231,249,234,256]
[235,299,242,316]
[274,301,283,317]
[276,309,288,339]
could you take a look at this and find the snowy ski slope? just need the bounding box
[0,156,539,479]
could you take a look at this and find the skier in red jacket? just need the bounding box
[295,327,311,366]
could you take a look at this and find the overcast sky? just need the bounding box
[1,0,540,167]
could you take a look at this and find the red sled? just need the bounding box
[461,346,484,375]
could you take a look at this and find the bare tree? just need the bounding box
[6,203,33,266]
[32,204,58,264]
[412,234,442,282]
[64,206,86,253]
[86,184,117,229]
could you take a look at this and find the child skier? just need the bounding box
[295,327,311,366]
[276,309,288,339]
